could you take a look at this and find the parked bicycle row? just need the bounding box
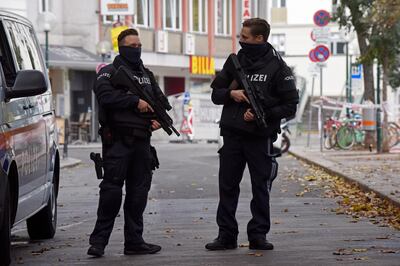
[323,114,400,150]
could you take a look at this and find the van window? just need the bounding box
[3,21,45,73]
[0,21,17,87]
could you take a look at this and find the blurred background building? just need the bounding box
[0,0,398,141]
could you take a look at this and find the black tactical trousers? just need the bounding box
[217,134,278,242]
[89,136,152,248]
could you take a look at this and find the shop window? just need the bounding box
[189,0,207,33]
[163,0,182,31]
[164,77,184,96]
[215,0,231,36]
[190,78,212,94]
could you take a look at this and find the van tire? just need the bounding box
[27,176,57,240]
[0,180,11,265]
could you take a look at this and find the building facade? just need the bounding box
[1,0,398,141]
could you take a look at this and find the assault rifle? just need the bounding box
[111,66,180,136]
[227,53,267,128]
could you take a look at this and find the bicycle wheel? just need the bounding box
[324,129,337,149]
[336,126,355,149]
[388,124,400,147]
[324,130,333,149]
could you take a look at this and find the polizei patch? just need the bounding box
[247,74,268,82]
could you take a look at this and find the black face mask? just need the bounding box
[119,46,142,65]
[239,41,268,59]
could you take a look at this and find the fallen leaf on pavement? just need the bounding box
[352,248,368,252]
[354,257,369,261]
[247,252,263,257]
[333,248,353,255]
[304,175,317,181]
[376,236,390,240]
[380,249,397,254]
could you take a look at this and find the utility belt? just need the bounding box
[99,126,150,145]
[90,126,159,179]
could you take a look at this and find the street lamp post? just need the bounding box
[45,30,49,68]
[345,40,349,116]
[37,12,56,68]
[340,30,355,116]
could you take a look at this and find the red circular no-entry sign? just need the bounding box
[309,49,318,62]
[313,10,330,27]
[314,45,330,62]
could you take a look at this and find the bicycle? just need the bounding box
[323,117,341,150]
[336,117,365,150]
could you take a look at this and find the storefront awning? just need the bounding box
[41,45,108,70]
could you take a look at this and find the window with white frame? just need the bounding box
[270,33,286,55]
[134,0,152,27]
[102,15,125,25]
[272,0,286,8]
[163,0,182,31]
[39,0,51,12]
[330,33,346,55]
[189,0,207,33]
[215,0,231,36]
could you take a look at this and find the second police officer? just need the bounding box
[206,18,299,251]
[87,28,167,257]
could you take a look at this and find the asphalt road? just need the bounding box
[10,142,400,265]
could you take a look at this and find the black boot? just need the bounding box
[249,239,274,250]
[87,245,105,257]
[205,237,237,250]
[124,242,162,255]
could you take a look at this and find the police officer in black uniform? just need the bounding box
[206,18,299,251]
[88,29,165,257]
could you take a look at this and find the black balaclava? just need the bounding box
[239,41,269,60]
[119,46,142,65]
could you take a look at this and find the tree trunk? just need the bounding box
[357,32,376,148]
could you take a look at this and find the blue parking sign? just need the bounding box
[183,91,191,104]
[351,64,362,79]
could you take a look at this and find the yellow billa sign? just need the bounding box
[111,25,129,52]
[190,56,215,75]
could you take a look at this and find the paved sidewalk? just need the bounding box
[289,133,400,207]
[60,157,81,169]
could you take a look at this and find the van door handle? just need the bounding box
[42,111,53,117]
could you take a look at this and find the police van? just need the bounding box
[0,10,60,265]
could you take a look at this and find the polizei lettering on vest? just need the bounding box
[247,74,268,82]
[133,76,151,85]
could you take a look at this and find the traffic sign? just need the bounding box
[308,63,320,76]
[312,27,331,44]
[314,45,330,62]
[310,31,316,42]
[183,91,191,105]
[309,49,318,62]
[351,64,362,79]
[313,10,330,27]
